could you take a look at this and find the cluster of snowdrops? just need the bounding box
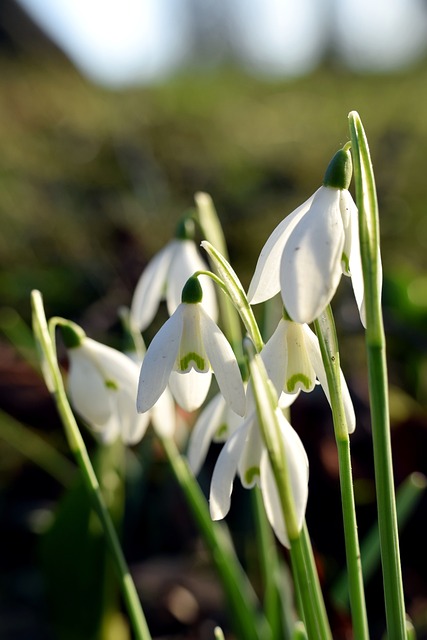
[32,112,408,640]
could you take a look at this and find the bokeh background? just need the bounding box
[1,1,427,638]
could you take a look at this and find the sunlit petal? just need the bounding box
[284,321,317,393]
[169,368,212,412]
[137,306,183,412]
[260,319,288,393]
[281,186,345,323]
[238,416,263,488]
[199,306,246,416]
[248,192,316,304]
[177,305,209,373]
[130,242,175,331]
[209,423,248,520]
[260,411,309,548]
[345,192,366,327]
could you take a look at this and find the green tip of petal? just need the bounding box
[175,215,196,240]
[181,275,203,304]
[59,321,86,349]
[323,148,352,190]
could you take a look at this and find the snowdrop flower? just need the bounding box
[61,323,175,445]
[209,404,308,548]
[187,386,297,477]
[137,276,246,416]
[248,147,365,325]
[187,393,244,476]
[130,217,217,331]
[262,316,356,433]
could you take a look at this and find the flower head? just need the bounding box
[248,148,365,325]
[262,317,356,432]
[209,406,309,548]
[62,324,175,445]
[137,276,246,415]
[130,217,217,331]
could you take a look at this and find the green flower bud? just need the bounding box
[175,215,196,240]
[323,147,352,190]
[181,275,203,304]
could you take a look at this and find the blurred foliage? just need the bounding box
[1,54,427,327]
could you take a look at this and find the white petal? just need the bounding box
[238,416,263,488]
[130,242,175,331]
[177,304,209,373]
[167,240,218,321]
[209,423,248,520]
[151,387,176,438]
[303,325,356,433]
[121,405,151,445]
[82,338,140,392]
[260,411,309,548]
[247,191,316,304]
[345,193,366,327]
[284,322,317,393]
[137,307,183,412]
[187,393,229,475]
[68,348,111,426]
[199,306,246,416]
[169,368,212,412]
[260,319,288,394]
[281,186,345,324]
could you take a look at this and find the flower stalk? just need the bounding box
[31,290,152,640]
[314,306,369,640]
[348,111,407,639]
[247,344,332,640]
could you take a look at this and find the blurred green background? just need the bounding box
[1,1,427,639]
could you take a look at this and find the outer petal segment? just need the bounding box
[281,186,345,324]
[199,306,246,416]
[137,306,183,412]
[248,192,316,304]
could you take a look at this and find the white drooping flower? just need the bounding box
[187,393,243,476]
[137,276,246,416]
[248,148,365,325]
[209,404,309,549]
[262,317,356,433]
[62,324,175,445]
[130,217,217,331]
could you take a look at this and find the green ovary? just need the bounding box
[286,373,311,392]
[179,351,205,371]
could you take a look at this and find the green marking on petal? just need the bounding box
[286,373,311,392]
[105,379,119,390]
[180,352,205,371]
[342,251,350,274]
[244,466,260,485]
[215,423,228,438]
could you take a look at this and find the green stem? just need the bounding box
[160,435,265,640]
[332,472,426,607]
[247,348,332,640]
[251,487,293,640]
[349,111,406,639]
[31,290,152,640]
[314,309,369,640]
